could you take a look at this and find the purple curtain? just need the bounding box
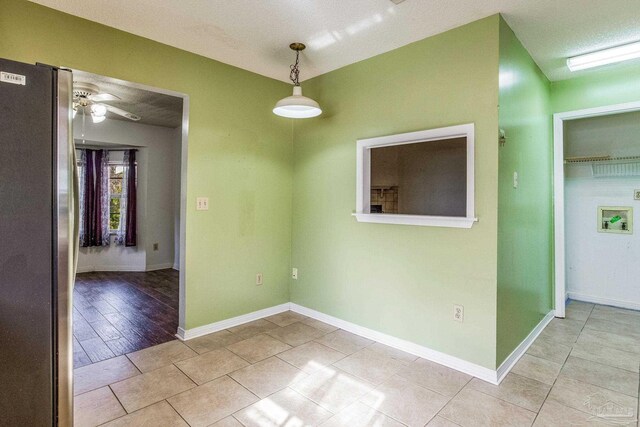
[79,149,94,247]
[125,150,137,247]
[78,149,110,247]
[92,150,106,246]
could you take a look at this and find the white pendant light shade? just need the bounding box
[273,86,322,118]
[273,42,322,119]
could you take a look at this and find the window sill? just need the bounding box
[352,213,478,228]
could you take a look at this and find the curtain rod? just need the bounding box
[76,146,139,151]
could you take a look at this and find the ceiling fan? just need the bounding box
[73,82,141,123]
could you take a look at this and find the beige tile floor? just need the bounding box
[74,302,640,426]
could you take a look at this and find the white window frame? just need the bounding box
[108,160,126,234]
[354,123,477,228]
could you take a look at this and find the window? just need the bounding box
[354,123,477,228]
[109,164,124,232]
[76,155,134,235]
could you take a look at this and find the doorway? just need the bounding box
[553,101,640,317]
[70,70,189,366]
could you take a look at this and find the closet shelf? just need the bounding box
[564,155,640,164]
[564,156,640,177]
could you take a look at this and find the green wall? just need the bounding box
[290,16,501,369]
[7,0,638,372]
[551,62,640,113]
[496,18,553,365]
[0,0,293,329]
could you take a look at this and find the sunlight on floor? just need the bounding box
[245,361,386,426]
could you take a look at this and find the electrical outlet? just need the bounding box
[153,243,159,251]
[196,197,209,210]
[453,304,464,322]
[292,268,298,280]
[635,190,640,200]
[256,273,263,286]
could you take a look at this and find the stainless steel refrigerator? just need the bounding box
[0,59,75,426]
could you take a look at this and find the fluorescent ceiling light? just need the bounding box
[567,41,640,71]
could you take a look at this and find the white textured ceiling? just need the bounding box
[30,0,640,82]
[74,70,183,128]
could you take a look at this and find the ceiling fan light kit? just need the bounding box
[72,81,141,123]
[273,43,322,119]
[91,114,106,124]
[91,104,107,117]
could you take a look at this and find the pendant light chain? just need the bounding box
[273,42,321,118]
[290,49,301,86]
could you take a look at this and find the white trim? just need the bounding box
[352,213,477,228]
[178,97,189,333]
[495,311,555,383]
[176,302,556,385]
[76,265,143,273]
[176,303,291,341]
[355,123,476,228]
[68,67,190,336]
[553,100,640,318]
[568,292,640,311]
[75,262,175,273]
[553,114,566,318]
[289,303,499,384]
[146,262,175,271]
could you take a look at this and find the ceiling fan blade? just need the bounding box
[104,104,141,121]
[89,93,121,102]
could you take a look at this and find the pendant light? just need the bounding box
[273,43,322,119]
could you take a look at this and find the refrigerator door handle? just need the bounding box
[72,145,79,274]
[56,67,74,427]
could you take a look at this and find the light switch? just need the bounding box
[513,171,519,189]
[196,197,209,210]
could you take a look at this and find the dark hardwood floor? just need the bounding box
[72,269,179,368]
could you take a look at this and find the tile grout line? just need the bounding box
[354,379,442,427]
[82,305,640,425]
[529,303,640,424]
[226,374,264,408]
[467,382,544,415]
[106,383,130,421]
[529,303,594,425]
[164,398,193,426]
[106,364,197,416]
[431,375,472,426]
[565,354,640,397]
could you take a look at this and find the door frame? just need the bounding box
[553,100,640,317]
[68,68,190,332]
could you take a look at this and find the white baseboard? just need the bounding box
[495,310,555,383]
[568,292,640,311]
[76,262,175,273]
[146,263,175,272]
[175,302,555,385]
[76,265,145,273]
[176,303,291,341]
[290,303,500,384]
